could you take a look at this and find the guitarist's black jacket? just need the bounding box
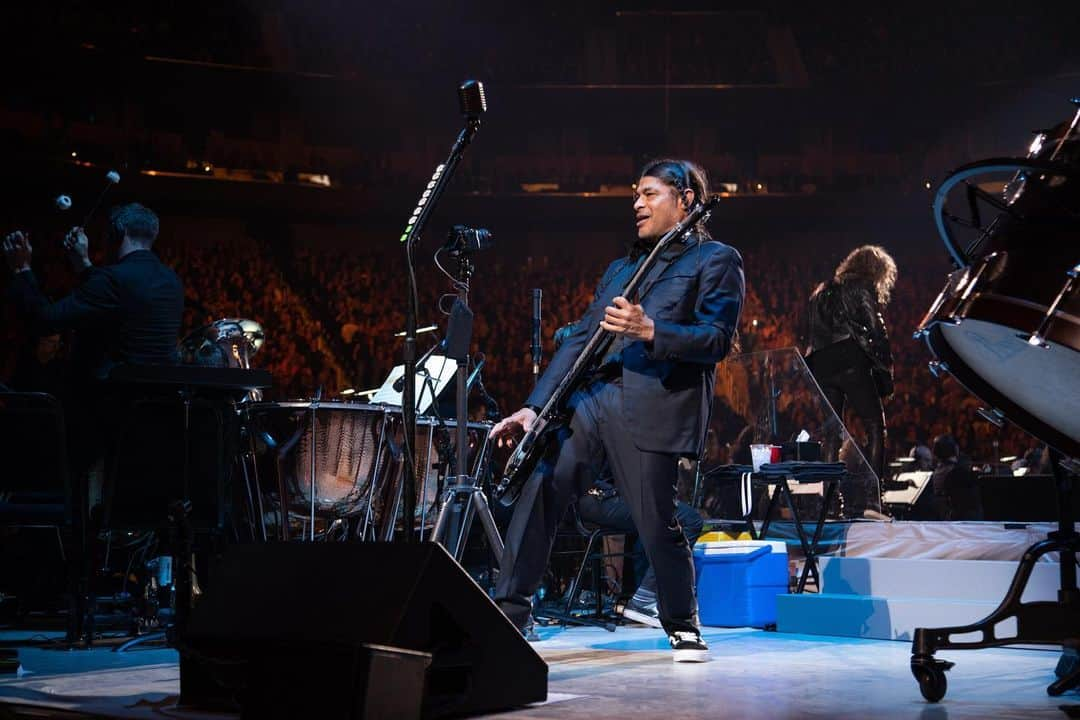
[526,234,744,456]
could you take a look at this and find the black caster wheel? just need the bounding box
[912,657,954,702]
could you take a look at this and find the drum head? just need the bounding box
[929,321,1080,456]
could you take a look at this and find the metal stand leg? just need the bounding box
[237,407,268,542]
[432,477,503,566]
[910,449,1080,702]
[115,500,193,654]
[758,476,837,593]
[532,529,618,632]
[114,631,167,653]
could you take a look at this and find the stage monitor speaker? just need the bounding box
[180,541,547,718]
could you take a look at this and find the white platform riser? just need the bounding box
[817,556,1062,602]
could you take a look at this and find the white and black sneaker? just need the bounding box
[669,631,709,663]
[622,598,663,628]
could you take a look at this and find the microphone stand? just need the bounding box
[531,288,542,388]
[399,114,481,543]
[431,253,504,564]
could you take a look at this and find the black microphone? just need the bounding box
[458,80,487,119]
[531,288,542,378]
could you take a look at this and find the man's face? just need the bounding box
[633,174,691,242]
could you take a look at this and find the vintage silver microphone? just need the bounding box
[458,80,487,119]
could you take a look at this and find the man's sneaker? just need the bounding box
[669,631,709,663]
[622,598,662,628]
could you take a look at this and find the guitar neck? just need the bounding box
[535,196,720,420]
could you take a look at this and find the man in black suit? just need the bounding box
[4,203,184,379]
[491,159,744,662]
[4,203,184,470]
[5,203,183,642]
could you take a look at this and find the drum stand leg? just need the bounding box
[114,499,194,653]
[237,430,268,543]
[432,476,503,566]
[910,448,1080,702]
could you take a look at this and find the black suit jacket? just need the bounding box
[527,235,744,455]
[8,250,184,379]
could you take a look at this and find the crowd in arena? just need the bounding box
[2,216,1036,474]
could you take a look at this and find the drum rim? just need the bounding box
[934,157,1080,267]
[922,292,1080,354]
[245,400,493,428]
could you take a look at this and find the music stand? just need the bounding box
[370,355,457,415]
[883,471,933,518]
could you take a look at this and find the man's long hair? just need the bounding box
[833,244,897,305]
[638,158,711,238]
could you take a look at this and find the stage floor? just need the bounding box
[0,626,1075,719]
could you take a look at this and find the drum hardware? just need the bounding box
[1025,263,1079,348]
[236,413,269,543]
[910,99,1080,702]
[916,127,1080,456]
[926,360,948,378]
[429,232,504,563]
[933,160,1078,268]
[976,406,1006,428]
[1063,457,1080,476]
[178,318,266,402]
[1048,96,1080,161]
[306,389,321,541]
[372,412,492,544]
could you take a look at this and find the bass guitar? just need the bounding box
[494,195,720,505]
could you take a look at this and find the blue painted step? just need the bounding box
[777,593,1005,641]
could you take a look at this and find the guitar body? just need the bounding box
[495,417,557,506]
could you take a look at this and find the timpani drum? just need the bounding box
[916,100,1080,456]
[245,400,491,540]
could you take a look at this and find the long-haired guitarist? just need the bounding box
[490,158,745,662]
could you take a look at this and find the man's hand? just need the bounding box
[2,230,32,273]
[490,407,538,447]
[601,296,655,342]
[63,227,91,272]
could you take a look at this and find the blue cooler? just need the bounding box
[694,540,789,628]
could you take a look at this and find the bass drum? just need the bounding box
[917,101,1080,456]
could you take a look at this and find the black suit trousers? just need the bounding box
[495,379,697,634]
